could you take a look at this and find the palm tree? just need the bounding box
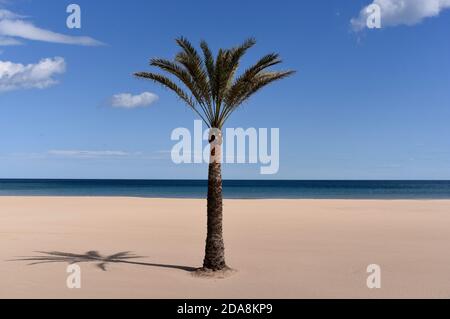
[135,37,294,273]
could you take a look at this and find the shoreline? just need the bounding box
[2,195,450,200]
[1,180,449,200]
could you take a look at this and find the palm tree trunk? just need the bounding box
[203,140,227,271]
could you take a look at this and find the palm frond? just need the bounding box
[238,70,295,104]
[213,38,257,123]
[175,37,201,62]
[175,38,213,120]
[219,70,295,127]
[223,53,282,108]
[200,41,215,84]
[135,37,294,129]
[228,38,256,70]
[134,71,210,126]
[149,58,213,123]
[150,59,202,105]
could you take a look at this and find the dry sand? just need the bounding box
[1,197,449,299]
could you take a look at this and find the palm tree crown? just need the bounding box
[135,37,294,129]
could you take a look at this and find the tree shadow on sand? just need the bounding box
[10,250,197,272]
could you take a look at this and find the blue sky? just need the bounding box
[0,0,449,179]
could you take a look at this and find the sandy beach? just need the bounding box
[1,197,450,299]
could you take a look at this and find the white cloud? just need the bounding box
[0,9,102,46]
[0,9,20,20]
[111,92,159,109]
[351,0,450,30]
[48,150,132,158]
[0,36,21,45]
[0,57,66,92]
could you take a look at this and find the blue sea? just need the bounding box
[0,179,450,199]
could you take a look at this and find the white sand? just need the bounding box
[1,197,449,299]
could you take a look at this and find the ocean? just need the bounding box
[0,179,449,199]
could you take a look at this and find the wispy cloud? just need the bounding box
[48,150,134,159]
[351,0,450,30]
[0,8,103,46]
[0,57,66,92]
[0,8,21,19]
[110,92,159,109]
[0,150,168,161]
[0,36,21,45]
